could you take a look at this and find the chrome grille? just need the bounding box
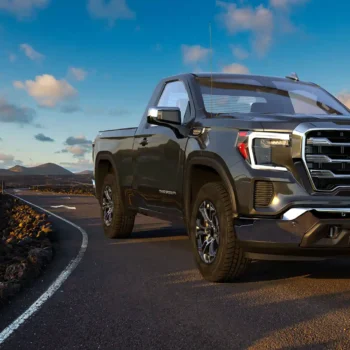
[305,130,350,191]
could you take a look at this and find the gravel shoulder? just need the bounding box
[0,194,54,301]
[0,192,83,335]
[30,185,94,196]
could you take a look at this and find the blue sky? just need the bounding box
[0,0,350,172]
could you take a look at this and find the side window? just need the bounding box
[157,81,190,122]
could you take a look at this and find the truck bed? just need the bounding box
[97,127,137,139]
[93,127,137,194]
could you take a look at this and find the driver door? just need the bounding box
[133,80,192,217]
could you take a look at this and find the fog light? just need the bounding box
[328,226,341,239]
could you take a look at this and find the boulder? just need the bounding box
[28,247,53,266]
[4,262,28,281]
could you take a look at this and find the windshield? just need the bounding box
[197,77,349,116]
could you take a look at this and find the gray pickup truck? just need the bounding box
[92,72,350,282]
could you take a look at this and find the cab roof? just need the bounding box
[165,72,318,87]
[193,73,317,86]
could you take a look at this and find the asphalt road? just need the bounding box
[2,190,350,349]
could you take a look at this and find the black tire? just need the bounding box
[190,182,249,282]
[100,173,135,239]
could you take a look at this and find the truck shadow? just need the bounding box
[132,227,186,239]
[109,228,188,245]
[70,210,350,282]
[158,262,350,349]
[241,258,350,282]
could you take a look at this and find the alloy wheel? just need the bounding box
[195,200,220,264]
[102,185,114,226]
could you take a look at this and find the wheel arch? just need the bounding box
[94,152,120,202]
[184,154,238,227]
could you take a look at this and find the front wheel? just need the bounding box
[190,182,249,282]
[100,173,135,239]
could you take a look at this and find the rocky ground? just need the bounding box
[0,194,53,301]
[30,185,94,196]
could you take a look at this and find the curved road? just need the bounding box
[2,190,350,349]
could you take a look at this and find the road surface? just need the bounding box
[1,190,350,349]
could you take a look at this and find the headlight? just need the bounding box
[237,131,291,171]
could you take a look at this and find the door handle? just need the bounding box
[140,137,148,147]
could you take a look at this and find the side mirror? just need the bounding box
[147,107,181,125]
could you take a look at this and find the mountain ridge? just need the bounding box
[75,170,93,175]
[0,163,76,176]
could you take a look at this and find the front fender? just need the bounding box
[183,153,238,226]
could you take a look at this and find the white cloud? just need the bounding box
[65,135,92,146]
[337,91,350,109]
[0,153,22,168]
[57,144,91,158]
[34,133,54,142]
[56,135,92,158]
[222,63,250,74]
[0,0,49,18]
[270,0,309,33]
[270,0,309,9]
[217,0,308,56]
[13,74,78,108]
[9,53,17,62]
[65,145,89,157]
[182,45,211,64]
[0,97,36,124]
[216,1,273,56]
[20,43,44,61]
[0,153,14,162]
[69,67,88,81]
[87,0,135,25]
[231,46,249,60]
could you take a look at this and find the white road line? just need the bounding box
[0,192,88,345]
[50,205,76,210]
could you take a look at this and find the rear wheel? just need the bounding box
[100,173,135,239]
[190,182,249,282]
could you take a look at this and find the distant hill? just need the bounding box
[75,170,93,175]
[9,165,27,173]
[0,169,14,176]
[2,163,73,176]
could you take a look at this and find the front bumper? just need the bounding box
[236,207,350,258]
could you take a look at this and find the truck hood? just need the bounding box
[212,113,350,133]
[258,114,350,132]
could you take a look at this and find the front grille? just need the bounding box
[305,130,350,191]
[254,181,274,207]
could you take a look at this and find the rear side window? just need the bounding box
[157,81,190,122]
